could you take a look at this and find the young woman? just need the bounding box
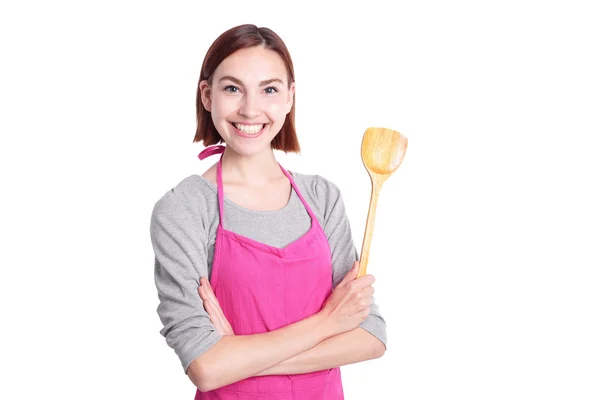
[150,24,387,399]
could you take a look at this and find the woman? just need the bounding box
[150,24,387,399]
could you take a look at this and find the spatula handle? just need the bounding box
[357,176,384,278]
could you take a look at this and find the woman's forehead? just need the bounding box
[214,47,288,85]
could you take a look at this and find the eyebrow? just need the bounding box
[218,75,284,86]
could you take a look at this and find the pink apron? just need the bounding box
[195,145,344,399]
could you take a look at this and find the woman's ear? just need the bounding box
[199,80,212,112]
[286,81,295,114]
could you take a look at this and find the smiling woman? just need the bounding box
[194,24,299,157]
[150,24,387,400]
[198,47,291,150]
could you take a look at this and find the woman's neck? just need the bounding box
[220,146,284,186]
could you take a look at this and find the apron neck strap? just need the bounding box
[198,145,226,225]
[197,145,318,227]
[198,145,226,160]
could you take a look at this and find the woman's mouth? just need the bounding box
[230,122,267,138]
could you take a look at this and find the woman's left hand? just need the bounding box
[198,277,235,336]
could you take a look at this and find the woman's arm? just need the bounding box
[255,327,385,376]
[199,271,384,378]
[188,312,331,391]
[190,263,375,392]
[316,176,389,350]
[150,189,224,374]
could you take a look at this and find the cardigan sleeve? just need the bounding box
[150,188,223,374]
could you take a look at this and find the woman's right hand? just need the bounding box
[319,261,376,336]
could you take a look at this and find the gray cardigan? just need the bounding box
[149,171,387,373]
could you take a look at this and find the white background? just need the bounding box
[1,1,599,399]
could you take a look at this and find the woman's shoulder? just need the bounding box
[151,174,215,217]
[289,170,343,205]
[150,175,215,245]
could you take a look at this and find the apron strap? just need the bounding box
[198,145,226,226]
[279,167,318,222]
[198,144,226,160]
[197,145,319,228]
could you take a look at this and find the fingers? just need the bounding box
[351,289,373,315]
[350,291,374,313]
[202,278,226,318]
[198,282,208,301]
[352,307,371,320]
[205,299,227,333]
[337,267,376,315]
[345,284,375,315]
[208,297,234,335]
[198,278,216,312]
[347,273,376,291]
[199,278,221,312]
[198,277,234,335]
[200,277,219,304]
[200,285,221,328]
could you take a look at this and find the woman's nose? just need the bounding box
[238,93,261,118]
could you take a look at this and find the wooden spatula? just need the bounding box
[357,127,408,278]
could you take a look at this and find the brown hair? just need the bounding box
[193,24,300,153]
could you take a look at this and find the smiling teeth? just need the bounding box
[234,123,264,134]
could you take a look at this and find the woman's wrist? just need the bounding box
[313,310,338,341]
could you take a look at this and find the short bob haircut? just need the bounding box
[193,24,300,153]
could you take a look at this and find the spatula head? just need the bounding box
[361,127,408,176]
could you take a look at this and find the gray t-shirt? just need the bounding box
[150,171,387,374]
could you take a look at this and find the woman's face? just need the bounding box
[200,46,295,157]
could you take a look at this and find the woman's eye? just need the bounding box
[224,85,239,93]
[265,86,279,94]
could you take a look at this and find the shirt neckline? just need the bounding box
[192,172,299,215]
